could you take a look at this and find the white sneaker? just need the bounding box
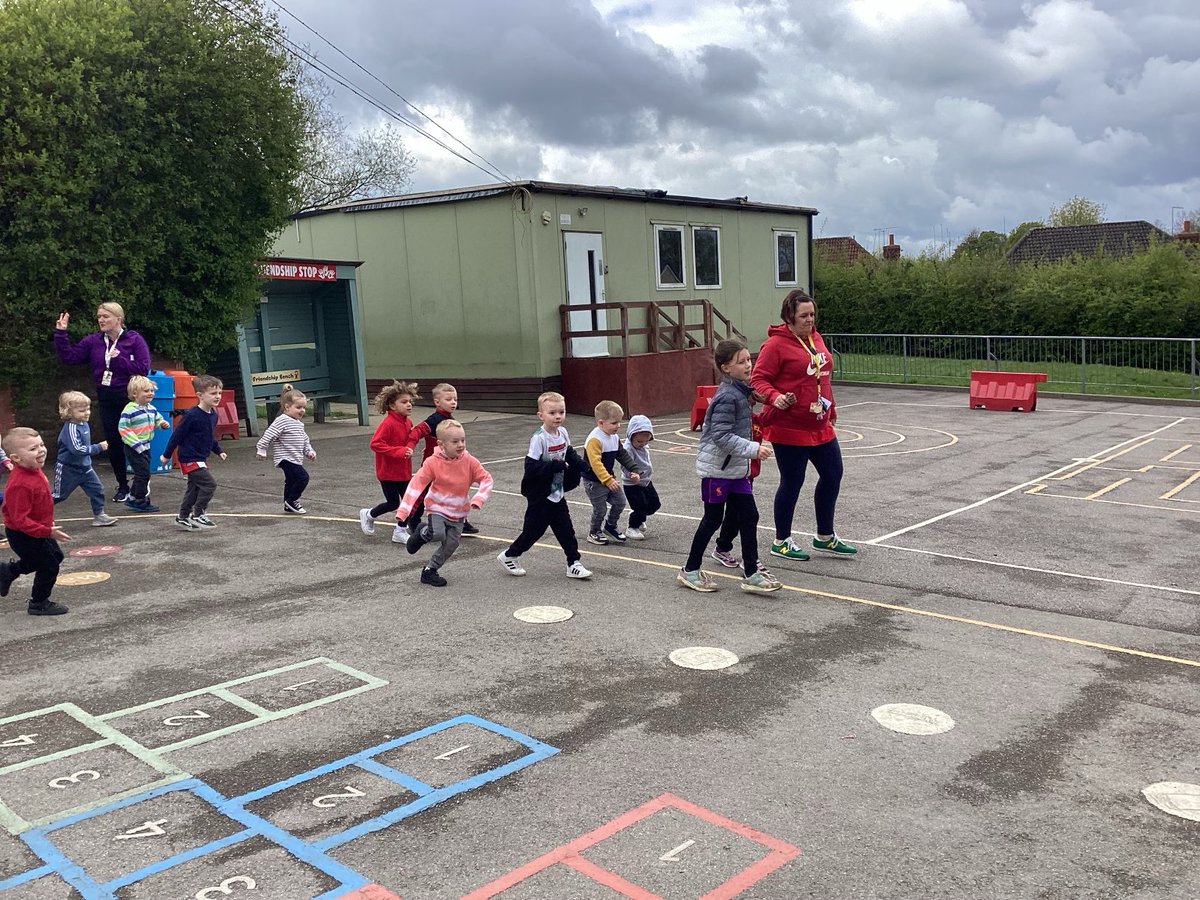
[566,561,592,579]
[91,512,118,527]
[625,526,645,540]
[497,551,526,576]
[359,508,375,535]
[391,525,410,544]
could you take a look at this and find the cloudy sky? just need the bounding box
[277,0,1199,253]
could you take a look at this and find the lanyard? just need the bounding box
[103,328,124,372]
[798,333,823,397]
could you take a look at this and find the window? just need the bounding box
[654,224,685,289]
[775,231,798,286]
[693,226,721,289]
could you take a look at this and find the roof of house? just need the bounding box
[814,236,874,265]
[294,180,818,219]
[1007,221,1172,264]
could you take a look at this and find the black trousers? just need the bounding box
[278,460,309,504]
[4,527,64,604]
[685,492,759,577]
[624,482,661,529]
[506,497,580,564]
[180,466,217,518]
[370,479,409,519]
[97,386,129,492]
[125,446,151,501]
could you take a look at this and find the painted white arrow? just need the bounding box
[434,744,470,760]
[659,839,695,862]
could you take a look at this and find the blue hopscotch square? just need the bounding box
[227,715,559,853]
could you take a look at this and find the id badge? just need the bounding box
[100,370,113,387]
[809,401,823,414]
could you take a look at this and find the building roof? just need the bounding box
[815,236,874,265]
[294,180,818,219]
[1007,221,1172,264]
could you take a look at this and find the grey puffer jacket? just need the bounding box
[695,378,760,479]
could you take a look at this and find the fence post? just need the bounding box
[986,337,995,370]
[1080,338,1087,394]
[902,335,908,383]
[1192,339,1197,400]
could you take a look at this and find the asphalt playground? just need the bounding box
[2,384,1198,899]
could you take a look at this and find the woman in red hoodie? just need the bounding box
[750,290,856,561]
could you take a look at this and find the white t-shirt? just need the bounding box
[527,426,571,503]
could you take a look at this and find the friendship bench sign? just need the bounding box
[259,261,336,281]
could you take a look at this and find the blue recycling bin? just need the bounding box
[125,371,176,475]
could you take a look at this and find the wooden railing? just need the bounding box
[559,299,746,358]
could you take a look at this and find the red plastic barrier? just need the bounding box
[690,384,718,430]
[969,371,1047,412]
[214,388,241,440]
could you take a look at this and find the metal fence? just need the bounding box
[823,334,1200,400]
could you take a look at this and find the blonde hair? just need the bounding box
[4,426,40,449]
[126,374,154,400]
[431,383,456,400]
[98,301,125,324]
[58,390,91,419]
[192,374,223,393]
[374,380,420,414]
[435,418,464,439]
[278,383,307,407]
[537,391,565,410]
[595,399,623,420]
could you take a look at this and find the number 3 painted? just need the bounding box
[194,875,257,899]
[48,770,100,789]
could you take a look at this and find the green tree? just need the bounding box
[1004,220,1044,253]
[0,0,306,400]
[952,229,1007,260]
[1048,196,1106,227]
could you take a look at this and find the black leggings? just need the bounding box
[97,387,129,492]
[278,460,309,505]
[4,528,64,604]
[772,438,843,539]
[370,480,409,520]
[685,492,759,577]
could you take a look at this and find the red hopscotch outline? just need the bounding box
[462,792,800,900]
[338,885,403,899]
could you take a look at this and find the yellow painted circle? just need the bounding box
[57,571,112,586]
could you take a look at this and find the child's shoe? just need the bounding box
[175,515,199,531]
[566,560,593,579]
[28,600,69,615]
[497,551,526,576]
[359,509,375,535]
[676,568,718,592]
[391,525,410,544]
[0,562,14,598]
[284,500,307,514]
[112,488,130,503]
[125,498,160,513]
[420,566,447,587]
[757,561,781,585]
[770,537,810,561]
[740,571,782,593]
[190,514,217,529]
[462,520,479,535]
[586,531,608,545]
[406,527,428,555]
[91,512,118,527]
[711,548,741,568]
[603,524,626,544]
[625,526,645,540]
[812,534,857,555]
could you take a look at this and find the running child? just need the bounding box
[52,391,118,527]
[118,374,170,512]
[581,400,641,544]
[398,419,493,587]
[359,381,418,543]
[403,383,478,534]
[497,391,592,579]
[161,375,226,530]
[1,427,72,615]
[620,415,658,540]
[255,384,316,514]
[678,340,780,593]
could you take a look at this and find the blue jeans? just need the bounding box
[772,438,843,539]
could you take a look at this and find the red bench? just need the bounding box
[969,371,1047,412]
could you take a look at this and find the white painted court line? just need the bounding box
[839,399,1197,420]
[867,417,1189,544]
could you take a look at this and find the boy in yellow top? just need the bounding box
[580,400,640,545]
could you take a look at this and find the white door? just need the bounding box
[564,232,608,358]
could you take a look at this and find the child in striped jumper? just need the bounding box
[255,384,316,514]
[118,375,170,513]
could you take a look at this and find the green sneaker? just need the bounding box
[676,568,718,592]
[812,534,857,555]
[740,571,782,593]
[770,538,810,561]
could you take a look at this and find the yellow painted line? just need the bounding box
[465,535,1200,671]
[1161,469,1200,501]
[1028,491,1200,515]
[1161,443,1192,462]
[1025,484,1047,494]
[1085,478,1131,500]
[1136,465,1155,473]
[1054,438,1155,480]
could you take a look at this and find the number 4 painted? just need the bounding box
[115,819,167,840]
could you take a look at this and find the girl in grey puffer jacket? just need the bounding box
[679,340,780,594]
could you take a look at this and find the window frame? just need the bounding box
[691,224,722,289]
[653,223,687,290]
[774,230,799,287]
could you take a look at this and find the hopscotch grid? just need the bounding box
[354,756,435,795]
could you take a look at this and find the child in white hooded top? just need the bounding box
[619,415,659,540]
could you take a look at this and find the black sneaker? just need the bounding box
[0,562,13,598]
[603,524,627,543]
[28,600,69,616]
[420,567,447,587]
[283,500,307,514]
[175,515,199,531]
[406,527,429,555]
[125,498,160,513]
[461,520,479,534]
[112,488,130,503]
[190,514,217,529]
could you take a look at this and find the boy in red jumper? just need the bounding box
[1,428,72,616]
[398,419,493,587]
[360,380,419,543]
[402,383,479,534]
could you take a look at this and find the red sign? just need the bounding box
[259,260,337,281]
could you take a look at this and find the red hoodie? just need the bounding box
[750,323,837,447]
[369,410,414,481]
[1,465,55,538]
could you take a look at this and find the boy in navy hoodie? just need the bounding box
[161,375,226,531]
